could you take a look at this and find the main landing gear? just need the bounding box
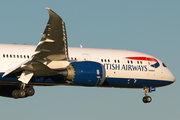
[142,87,155,103]
[12,86,35,99]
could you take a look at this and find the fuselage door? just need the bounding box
[82,54,91,60]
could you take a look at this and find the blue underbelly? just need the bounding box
[102,77,173,88]
[0,73,173,88]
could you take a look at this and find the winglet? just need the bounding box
[46,7,50,10]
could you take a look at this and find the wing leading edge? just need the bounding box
[2,8,69,84]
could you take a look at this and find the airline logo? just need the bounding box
[103,57,160,71]
[125,57,160,68]
[103,63,147,71]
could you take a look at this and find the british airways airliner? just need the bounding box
[0,8,175,103]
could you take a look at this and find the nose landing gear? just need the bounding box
[143,96,152,103]
[142,87,155,103]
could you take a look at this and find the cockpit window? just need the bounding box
[162,63,167,67]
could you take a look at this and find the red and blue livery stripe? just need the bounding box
[125,57,160,68]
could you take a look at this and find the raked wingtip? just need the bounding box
[45,7,50,10]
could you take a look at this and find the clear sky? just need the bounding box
[0,0,179,120]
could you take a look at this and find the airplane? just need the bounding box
[0,8,175,103]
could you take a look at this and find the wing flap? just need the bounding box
[19,70,34,84]
[2,60,29,78]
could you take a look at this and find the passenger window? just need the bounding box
[137,61,139,64]
[108,59,110,62]
[131,60,133,64]
[17,55,19,58]
[114,60,116,63]
[127,60,129,64]
[3,54,5,58]
[6,54,9,58]
[118,60,120,63]
[27,55,29,58]
[104,59,106,62]
[10,55,12,58]
[24,55,26,58]
[13,55,16,58]
[20,55,22,58]
[140,61,142,64]
[101,59,103,62]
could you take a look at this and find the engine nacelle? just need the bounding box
[65,61,106,86]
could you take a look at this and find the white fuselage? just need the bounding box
[0,43,175,88]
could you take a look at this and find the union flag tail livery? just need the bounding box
[0,8,175,103]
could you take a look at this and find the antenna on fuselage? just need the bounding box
[80,44,83,48]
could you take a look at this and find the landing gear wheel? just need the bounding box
[146,96,152,103]
[143,96,147,103]
[26,87,35,96]
[18,89,26,98]
[12,89,19,99]
[142,96,152,103]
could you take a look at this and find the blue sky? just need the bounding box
[0,1,179,120]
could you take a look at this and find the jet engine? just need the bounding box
[59,61,106,86]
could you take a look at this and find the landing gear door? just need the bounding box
[82,54,91,60]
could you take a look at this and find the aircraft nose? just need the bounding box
[170,72,175,83]
[161,67,175,85]
[166,69,175,83]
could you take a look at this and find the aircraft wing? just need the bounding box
[2,8,69,84]
[34,8,68,61]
